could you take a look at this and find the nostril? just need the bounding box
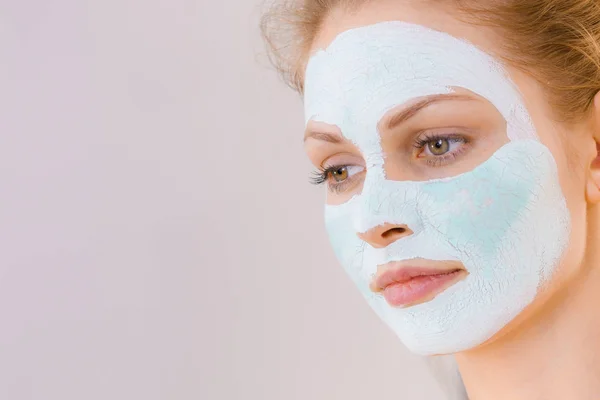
[382,227,410,238]
[358,224,413,248]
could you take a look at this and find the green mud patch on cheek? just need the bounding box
[420,150,537,261]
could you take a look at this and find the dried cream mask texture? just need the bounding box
[303,22,571,355]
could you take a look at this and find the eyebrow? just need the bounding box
[384,93,475,130]
[303,93,475,143]
[303,130,344,144]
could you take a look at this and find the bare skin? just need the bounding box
[305,1,600,399]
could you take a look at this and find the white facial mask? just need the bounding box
[303,22,571,355]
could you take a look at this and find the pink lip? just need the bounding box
[371,262,467,308]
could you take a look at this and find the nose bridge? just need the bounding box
[354,173,424,247]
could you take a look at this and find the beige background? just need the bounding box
[0,0,448,399]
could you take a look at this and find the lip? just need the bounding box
[370,260,467,308]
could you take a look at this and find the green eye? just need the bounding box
[428,139,450,155]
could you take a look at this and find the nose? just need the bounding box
[357,223,413,249]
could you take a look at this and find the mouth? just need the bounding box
[370,259,468,308]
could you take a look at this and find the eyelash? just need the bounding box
[310,133,469,189]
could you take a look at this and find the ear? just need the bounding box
[586,91,600,203]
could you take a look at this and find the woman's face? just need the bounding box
[303,2,591,355]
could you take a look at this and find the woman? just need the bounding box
[261,1,600,398]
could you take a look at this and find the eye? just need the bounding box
[309,164,365,192]
[427,138,450,156]
[331,166,349,182]
[326,165,364,185]
[413,133,469,167]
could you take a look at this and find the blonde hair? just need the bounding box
[260,0,600,123]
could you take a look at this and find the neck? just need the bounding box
[455,209,600,400]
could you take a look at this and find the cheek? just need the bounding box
[512,75,587,220]
[420,140,570,279]
[324,198,368,285]
[420,169,532,260]
[538,135,589,293]
[524,121,588,280]
[538,126,584,196]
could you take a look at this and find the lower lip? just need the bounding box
[382,270,465,307]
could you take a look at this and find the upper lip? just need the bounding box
[369,259,465,293]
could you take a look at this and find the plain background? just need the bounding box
[0,0,447,398]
